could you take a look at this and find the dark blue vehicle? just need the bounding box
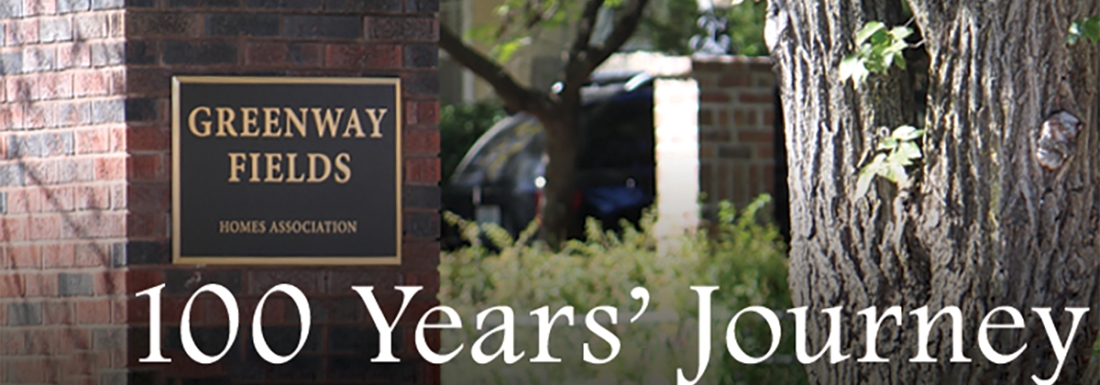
[443,72,656,247]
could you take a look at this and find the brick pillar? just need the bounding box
[2,1,441,385]
[652,78,699,238]
[1,1,130,384]
[693,56,777,216]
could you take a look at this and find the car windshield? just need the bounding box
[451,114,545,188]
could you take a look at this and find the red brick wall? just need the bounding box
[2,1,441,384]
[1,1,131,384]
[693,56,778,214]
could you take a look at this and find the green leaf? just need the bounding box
[878,137,899,150]
[858,43,874,56]
[856,154,888,196]
[888,143,920,166]
[896,141,922,160]
[889,26,913,41]
[844,21,915,85]
[856,169,876,197]
[855,22,886,45]
[491,36,531,62]
[465,24,499,45]
[1069,21,1084,45]
[890,125,919,140]
[859,124,925,197]
[839,55,869,84]
[1085,17,1100,42]
[881,52,894,69]
[885,40,909,55]
[884,163,908,183]
[869,29,890,46]
[1068,16,1100,45]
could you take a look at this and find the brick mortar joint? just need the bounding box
[1,36,125,45]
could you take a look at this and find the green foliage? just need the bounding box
[1068,16,1100,45]
[638,0,703,55]
[440,195,805,385]
[469,0,769,62]
[440,102,506,186]
[723,0,769,56]
[840,22,914,86]
[466,0,583,62]
[856,125,925,197]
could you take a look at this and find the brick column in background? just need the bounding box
[3,1,441,385]
[652,78,699,238]
[597,53,781,224]
[0,1,131,384]
[693,56,777,216]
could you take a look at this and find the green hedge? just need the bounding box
[439,195,806,385]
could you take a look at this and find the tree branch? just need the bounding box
[438,24,548,116]
[588,0,651,71]
[562,0,607,89]
[562,0,650,92]
[570,0,606,59]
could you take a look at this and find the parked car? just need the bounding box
[443,72,656,248]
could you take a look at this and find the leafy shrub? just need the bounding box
[440,101,506,186]
[439,195,806,385]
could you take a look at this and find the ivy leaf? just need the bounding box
[885,40,909,55]
[840,55,869,84]
[888,142,921,166]
[1068,26,1081,44]
[1085,16,1100,42]
[891,125,922,140]
[894,54,907,70]
[896,141,922,160]
[856,22,886,45]
[843,21,915,86]
[888,26,913,41]
[869,29,890,46]
[856,169,876,198]
[878,137,899,150]
[881,51,894,68]
[857,125,925,197]
[1068,16,1100,45]
[885,162,908,183]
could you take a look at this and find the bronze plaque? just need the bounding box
[171,76,401,265]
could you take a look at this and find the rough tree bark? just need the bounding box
[438,0,649,246]
[767,0,1100,384]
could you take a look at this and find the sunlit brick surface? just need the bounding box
[1,1,440,384]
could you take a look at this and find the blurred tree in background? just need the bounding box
[722,0,767,56]
[639,0,768,56]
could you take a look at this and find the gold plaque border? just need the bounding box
[171,76,403,266]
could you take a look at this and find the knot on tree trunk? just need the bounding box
[1035,110,1082,172]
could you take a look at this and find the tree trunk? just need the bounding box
[540,111,581,246]
[768,0,1100,384]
